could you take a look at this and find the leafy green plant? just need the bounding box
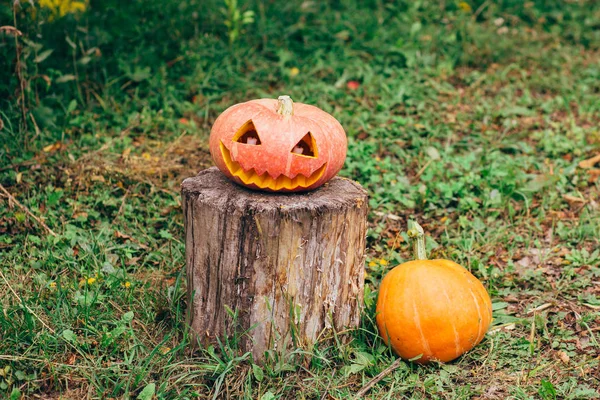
[539,379,557,400]
[221,0,254,44]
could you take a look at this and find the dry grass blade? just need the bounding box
[355,357,403,398]
[0,25,23,36]
[0,268,55,333]
[0,182,58,236]
[320,368,337,400]
[527,303,553,314]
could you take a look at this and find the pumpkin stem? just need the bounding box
[407,221,427,260]
[277,95,294,116]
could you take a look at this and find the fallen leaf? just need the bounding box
[178,118,189,125]
[115,230,133,240]
[549,210,568,219]
[563,194,586,204]
[587,169,600,183]
[504,295,519,303]
[43,142,62,153]
[91,175,105,182]
[114,231,149,250]
[38,74,51,86]
[578,153,600,169]
[66,353,77,365]
[556,350,570,364]
[516,256,533,268]
[126,257,141,266]
[72,211,88,220]
[121,148,131,159]
[578,337,590,350]
[425,146,441,160]
[164,277,176,286]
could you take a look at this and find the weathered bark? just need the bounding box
[182,167,367,362]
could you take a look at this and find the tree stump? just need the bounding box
[182,167,368,361]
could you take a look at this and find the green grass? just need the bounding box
[1,0,599,398]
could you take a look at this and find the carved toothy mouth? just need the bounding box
[220,142,326,191]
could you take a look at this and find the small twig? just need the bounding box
[166,55,185,68]
[29,112,41,143]
[73,141,112,163]
[413,159,432,182]
[526,302,554,315]
[355,358,403,398]
[0,355,115,370]
[0,159,41,173]
[0,26,23,36]
[0,182,58,237]
[0,269,55,333]
[373,211,402,221]
[320,368,336,400]
[472,0,491,20]
[112,188,130,223]
[523,312,537,384]
[162,131,188,156]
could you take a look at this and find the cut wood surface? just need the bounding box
[182,167,368,361]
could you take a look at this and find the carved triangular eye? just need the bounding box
[291,132,317,158]
[233,120,262,145]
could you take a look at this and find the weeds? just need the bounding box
[1,0,599,398]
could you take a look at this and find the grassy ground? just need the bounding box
[1,0,599,398]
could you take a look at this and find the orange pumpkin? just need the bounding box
[209,95,347,192]
[376,222,493,364]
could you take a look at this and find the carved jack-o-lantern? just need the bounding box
[209,95,347,192]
